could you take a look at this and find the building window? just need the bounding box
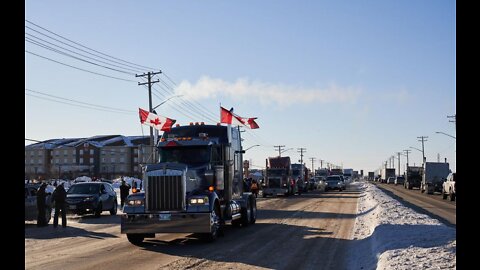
[134,157,138,163]
[90,158,94,163]
[56,158,59,164]
[30,159,34,164]
[38,159,42,164]
[102,157,106,162]
[80,149,83,155]
[55,151,59,156]
[80,158,84,164]
[90,149,94,155]
[121,148,125,153]
[38,151,42,156]
[64,158,68,164]
[111,158,115,163]
[102,151,105,155]
[120,157,125,163]
[64,150,68,155]
[134,167,138,172]
[134,148,138,154]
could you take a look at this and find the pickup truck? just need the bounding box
[442,172,456,201]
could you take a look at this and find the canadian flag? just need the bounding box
[220,106,259,129]
[138,108,176,131]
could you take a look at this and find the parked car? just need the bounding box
[442,172,456,201]
[25,183,52,223]
[325,176,344,191]
[386,177,395,184]
[66,182,118,217]
[394,176,405,185]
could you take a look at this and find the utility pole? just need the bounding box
[417,136,428,165]
[136,71,162,162]
[437,153,440,162]
[309,157,316,174]
[447,114,456,131]
[274,145,285,157]
[397,152,401,176]
[297,148,306,166]
[319,159,323,169]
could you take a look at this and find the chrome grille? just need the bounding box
[146,175,185,212]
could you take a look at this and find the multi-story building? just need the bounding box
[25,135,153,180]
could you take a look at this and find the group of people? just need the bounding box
[243,177,260,198]
[36,182,67,228]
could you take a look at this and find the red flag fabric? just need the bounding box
[220,106,259,129]
[138,108,176,131]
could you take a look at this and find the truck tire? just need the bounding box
[442,189,447,199]
[240,198,251,227]
[127,234,144,245]
[202,205,221,242]
[250,197,257,225]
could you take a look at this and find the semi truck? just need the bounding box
[343,168,353,182]
[381,168,396,183]
[421,162,450,194]
[404,166,423,189]
[121,123,257,244]
[263,156,294,197]
[368,172,375,181]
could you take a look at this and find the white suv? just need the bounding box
[442,172,456,201]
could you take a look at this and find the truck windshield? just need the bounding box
[268,169,285,176]
[159,146,211,164]
[292,169,301,176]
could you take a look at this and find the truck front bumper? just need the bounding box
[121,212,211,234]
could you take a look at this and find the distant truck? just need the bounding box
[421,162,450,194]
[368,172,375,181]
[381,168,396,183]
[121,124,257,244]
[263,156,295,197]
[343,168,353,182]
[292,163,307,192]
[330,168,343,176]
[442,172,456,201]
[404,166,423,189]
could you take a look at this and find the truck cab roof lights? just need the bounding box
[195,122,199,125]
[201,122,205,125]
[166,141,178,147]
[189,122,193,125]
[217,123,221,126]
[175,124,180,127]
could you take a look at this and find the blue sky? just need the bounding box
[25,0,456,173]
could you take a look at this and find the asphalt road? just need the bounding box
[25,186,360,270]
[372,182,456,227]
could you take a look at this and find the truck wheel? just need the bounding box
[240,199,251,227]
[203,205,220,242]
[94,203,102,218]
[110,201,117,215]
[442,189,447,199]
[250,197,257,225]
[127,234,144,245]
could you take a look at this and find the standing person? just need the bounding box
[36,183,48,227]
[51,183,67,228]
[119,179,131,208]
[250,179,259,198]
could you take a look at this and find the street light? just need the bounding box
[152,95,183,111]
[435,131,456,139]
[244,144,260,152]
[280,148,293,155]
[410,146,422,152]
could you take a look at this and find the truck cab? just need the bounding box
[121,124,257,244]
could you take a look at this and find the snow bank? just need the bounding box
[348,182,456,269]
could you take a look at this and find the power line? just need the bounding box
[26,50,136,82]
[25,33,139,73]
[25,88,135,113]
[25,20,156,71]
[26,93,134,115]
[26,37,135,75]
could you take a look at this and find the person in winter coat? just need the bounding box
[119,180,131,207]
[36,183,48,227]
[51,183,67,228]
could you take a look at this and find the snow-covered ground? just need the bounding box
[348,181,456,270]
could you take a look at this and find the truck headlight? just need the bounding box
[189,196,209,205]
[127,199,144,206]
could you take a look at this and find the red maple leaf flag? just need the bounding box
[138,108,176,131]
[220,106,259,129]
